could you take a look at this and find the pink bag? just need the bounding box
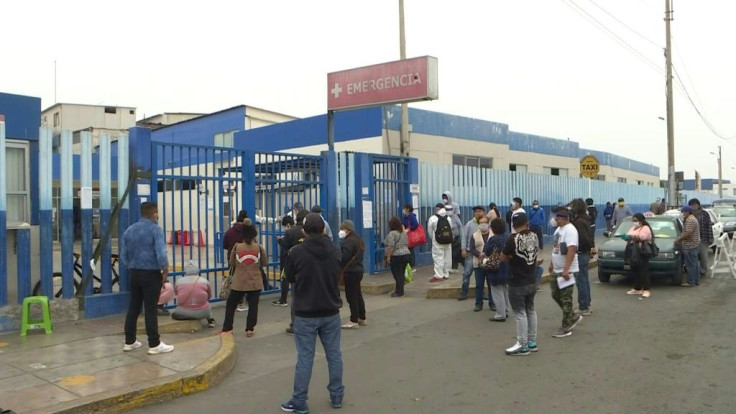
[158,282,175,305]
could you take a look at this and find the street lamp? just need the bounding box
[710,146,723,198]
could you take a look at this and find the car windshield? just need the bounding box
[614,219,677,238]
[714,206,736,217]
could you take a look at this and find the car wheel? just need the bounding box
[598,267,611,283]
[671,259,684,285]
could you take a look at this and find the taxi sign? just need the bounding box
[580,155,600,178]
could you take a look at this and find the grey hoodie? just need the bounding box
[442,191,460,218]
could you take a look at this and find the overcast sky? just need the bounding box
[2,0,734,181]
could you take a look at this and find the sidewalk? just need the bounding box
[0,313,236,414]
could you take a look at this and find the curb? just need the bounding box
[137,318,202,334]
[32,334,237,414]
[426,260,598,299]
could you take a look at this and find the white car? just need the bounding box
[663,208,722,247]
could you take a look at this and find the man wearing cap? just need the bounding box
[311,204,333,241]
[501,212,539,355]
[675,205,701,287]
[612,197,634,228]
[458,205,486,300]
[688,198,713,279]
[548,206,583,338]
[528,200,546,249]
[281,213,344,412]
[510,197,526,234]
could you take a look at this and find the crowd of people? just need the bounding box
[118,193,712,412]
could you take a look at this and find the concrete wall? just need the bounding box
[44,104,136,135]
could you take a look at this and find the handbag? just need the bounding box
[642,239,659,258]
[407,224,427,248]
[219,275,232,300]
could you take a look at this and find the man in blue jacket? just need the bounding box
[528,200,546,250]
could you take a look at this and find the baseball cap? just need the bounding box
[681,205,693,213]
[472,205,485,211]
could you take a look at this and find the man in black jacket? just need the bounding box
[570,199,595,316]
[281,213,345,413]
[278,210,308,333]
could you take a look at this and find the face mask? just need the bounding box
[549,217,558,228]
[338,230,347,239]
[618,202,624,207]
[533,205,539,209]
[633,222,642,228]
[479,223,490,232]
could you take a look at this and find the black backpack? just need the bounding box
[434,215,454,244]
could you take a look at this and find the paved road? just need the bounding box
[131,256,736,414]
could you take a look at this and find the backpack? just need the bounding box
[434,215,454,244]
[481,238,503,272]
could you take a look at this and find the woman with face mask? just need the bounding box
[622,213,653,298]
[469,216,495,311]
[339,220,367,329]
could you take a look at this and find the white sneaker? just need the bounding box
[148,341,174,355]
[123,340,142,352]
[448,269,458,274]
[236,305,249,312]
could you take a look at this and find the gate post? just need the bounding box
[352,153,376,273]
[321,150,338,241]
[127,127,153,223]
[241,151,256,221]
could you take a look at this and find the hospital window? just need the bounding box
[5,140,30,226]
[509,164,527,173]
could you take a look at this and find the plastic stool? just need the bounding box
[20,296,53,336]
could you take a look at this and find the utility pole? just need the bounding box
[718,145,723,198]
[399,0,409,156]
[664,0,676,208]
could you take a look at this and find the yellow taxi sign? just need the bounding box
[580,155,600,178]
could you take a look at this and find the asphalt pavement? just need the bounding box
[129,251,736,414]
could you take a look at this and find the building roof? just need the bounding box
[42,102,136,113]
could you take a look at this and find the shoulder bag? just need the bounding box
[407,223,427,248]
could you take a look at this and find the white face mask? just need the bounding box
[549,217,558,228]
[479,223,490,233]
[338,230,347,239]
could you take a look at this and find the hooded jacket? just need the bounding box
[286,234,343,318]
[442,191,460,218]
[571,213,595,253]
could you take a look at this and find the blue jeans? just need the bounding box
[576,253,591,310]
[290,314,344,407]
[474,268,493,307]
[461,255,474,296]
[683,247,700,285]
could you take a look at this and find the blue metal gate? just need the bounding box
[151,144,326,300]
[369,154,410,273]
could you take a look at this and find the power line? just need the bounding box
[559,0,663,74]
[585,0,661,49]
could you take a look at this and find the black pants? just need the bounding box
[344,271,366,322]
[390,254,411,296]
[451,236,462,269]
[223,290,261,331]
[278,278,290,303]
[632,257,651,291]
[408,247,416,269]
[530,225,544,249]
[124,269,163,348]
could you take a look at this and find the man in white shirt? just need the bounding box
[548,206,583,338]
[510,197,526,234]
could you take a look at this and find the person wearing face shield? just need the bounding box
[612,197,634,228]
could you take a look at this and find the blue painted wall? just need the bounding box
[234,107,384,152]
[509,131,578,158]
[683,178,731,191]
[0,92,41,140]
[51,154,119,181]
[151,106,246,146]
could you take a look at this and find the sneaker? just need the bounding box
[579,308,592,316]
[246,330,255,337]
[642,290,651,298]
[123,340,142,352]
[390,292,404,297]
[148,341,174,355]
[474,305,482,312]
[428,276,444,283]
[341,322,358,329]
[527,340,539,352]
[207,318,216,328]
[236,305,249,312]
[330,395,343,409]
[627,289,643,295]
[448,269,458,274]
[285,327,294,335]
[505,341,530,356]
[272,300,288,307]
[680,283,695,288]
[280,400,308,413]
[358,319,368,326]
[552,327,572,338]
[457,295,468,301]
[568,314,583,330]
[489,317,506,322]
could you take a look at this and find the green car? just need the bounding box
[597,216,683,285]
